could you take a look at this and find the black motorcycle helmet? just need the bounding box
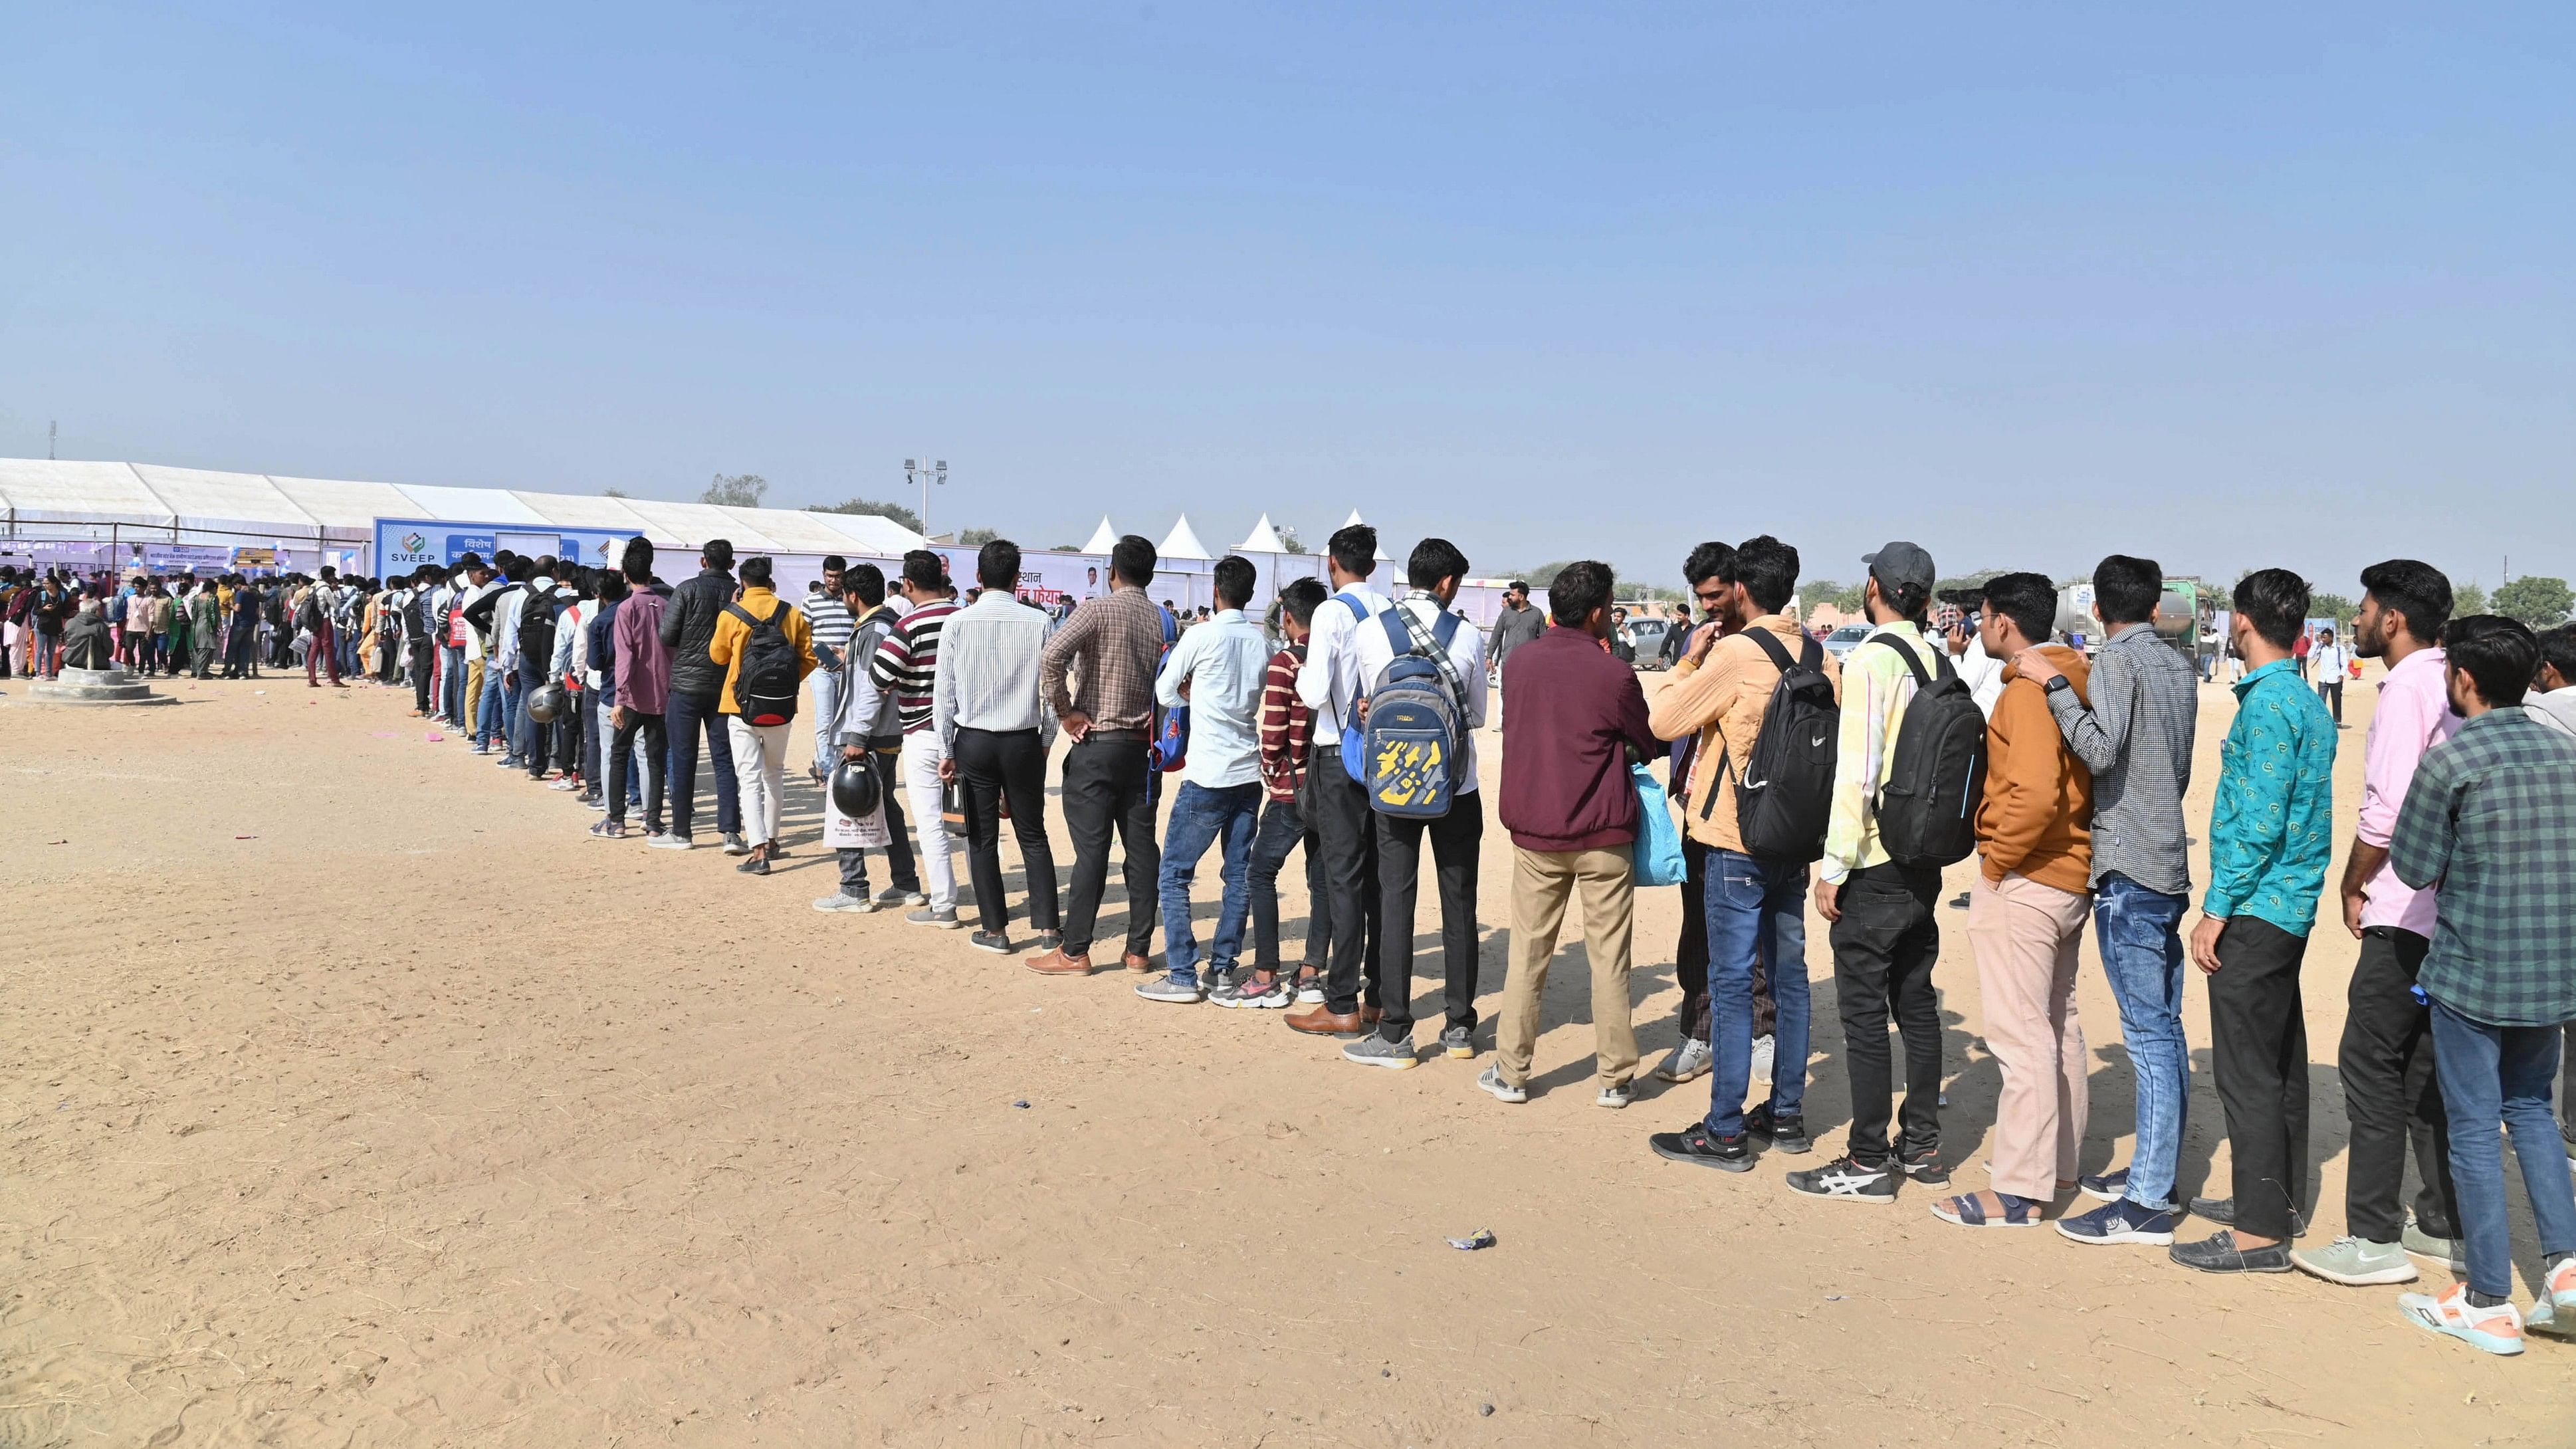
[829,754,881,819]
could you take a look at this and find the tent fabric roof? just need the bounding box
[0,459,173,526]
[512,491,670,540]
[132,464,315,534]
[1080,516,1119,554]
[1158,514,1214,561]
[268,474,425,530]
[1235,513,1286,552]
[807,510,928,556]
[0,459,931,555]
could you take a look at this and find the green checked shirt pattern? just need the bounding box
[2202,658,2336,937]
[2391,705,2576,1028]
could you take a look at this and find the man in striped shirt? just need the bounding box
[802,558,856,782]
[870,550,965,927]
[1220,577,1334,1008]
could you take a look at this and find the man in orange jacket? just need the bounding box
[1935,571,2096,1230]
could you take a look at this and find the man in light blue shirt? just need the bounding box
[1139,556,1275,1004]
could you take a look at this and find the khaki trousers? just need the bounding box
[1497,845,1638,1089]
[1968,871,2092,1200]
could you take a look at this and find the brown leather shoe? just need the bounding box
[1025,948,1095,976]
[1285,1005,1367,1037]
[1123,952,1154,973]
[1362,1006,1383,1028]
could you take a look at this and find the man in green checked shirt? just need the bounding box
[2171,570,2337,1276]
[2386,616,2576,1357]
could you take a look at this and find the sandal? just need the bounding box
[1932,1191,2044,1228]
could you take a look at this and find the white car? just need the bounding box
[1820,623,1873,660]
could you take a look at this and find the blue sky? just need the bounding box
[4,3,2569,592]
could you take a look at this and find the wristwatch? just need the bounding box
[2043,675,2074,696]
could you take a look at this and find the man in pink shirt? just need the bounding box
[2295,560,2462,1288]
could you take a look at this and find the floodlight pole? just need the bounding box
[905,458,948,540]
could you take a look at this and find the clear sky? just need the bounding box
[5,3,2568,594]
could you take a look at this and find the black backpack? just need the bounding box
[1710,628,1839,863]
[1871,637,1989,868]
[517,584,560,673]
[724,600,802,726]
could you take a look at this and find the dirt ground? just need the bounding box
[3,659,2571,1448]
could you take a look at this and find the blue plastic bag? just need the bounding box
[1631,760,1685,887]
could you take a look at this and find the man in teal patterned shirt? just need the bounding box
[2172,569,2337,1275]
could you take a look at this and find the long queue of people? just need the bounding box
[0,564,403,683]
[41,521,2575,1363]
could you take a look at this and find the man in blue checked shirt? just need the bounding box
[2171,570,2336,1277]
[2387,615,2576,1357]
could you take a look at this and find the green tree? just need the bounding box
[2310,590,2356,623]
[1801,578,1867,613]
[958,526,1002,546]
[602,487,629,499]
[2493,575,2575,628]
[2453,580,2488,617]
[808,497,924,532]
[702,472,768,508]
[1279,526,1309,556]
[1522,560,1576,589]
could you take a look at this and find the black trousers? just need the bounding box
[1830,862,1945,1162]
[955,726,1059,937]
[2339,927,2460,1240]
[1310,762,1384,1016]
[1373,800,1484,1042]
[609,711,667,831]
[2208,915,2311,1240]
[1249,792,1330,974]
[1058,730,1156,957]
[409,641,433,713]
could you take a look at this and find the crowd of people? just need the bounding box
[1,564,398,683]
[14,524,2576,1361]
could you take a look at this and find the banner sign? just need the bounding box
[231,546,277,568]
[930,547,1111,610]
[144,544,232,572]
[374,517,634,576]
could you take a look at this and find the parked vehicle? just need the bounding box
[1628,615,1673,669]
[1821,623,1873,661]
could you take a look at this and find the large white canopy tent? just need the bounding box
[0,458,926,572]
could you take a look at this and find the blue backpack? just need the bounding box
[1358,604,1468,818]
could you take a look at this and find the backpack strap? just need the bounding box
[1876,633,1933,688]
[1386,602,1471,718]
[1744,624,1796,674]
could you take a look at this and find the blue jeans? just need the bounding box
[475,662,506,749]
[441,644,465,723]
[2094,873,2192,1211]
[664,688,740,839]
[2430,1000,2576,1299]
[500,671,526,759]
[1158,780,1262,986]
[1703,848,1809,1137]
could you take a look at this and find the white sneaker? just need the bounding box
[2397,1283,2524,1357]
[811,893,877,913]
[1596,1081,1640,1109]
[1656,1037,1712,1083]
[1749,1034,1776,1085]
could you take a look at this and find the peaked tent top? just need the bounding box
[1339,508,1394,561]
[1235,513,1287,552]
[1158,514,1214,562]
[1079,516,1119,555]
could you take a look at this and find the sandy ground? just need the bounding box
[3,658,2572,1448]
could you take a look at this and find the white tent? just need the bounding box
[1159,514,1214,562]
[1236,513,1287,553]
[0,456,930,566]
[1079,516,1119,554]
[1343,508,1394,561]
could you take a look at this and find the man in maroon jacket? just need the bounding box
[1483,560,1663,1108]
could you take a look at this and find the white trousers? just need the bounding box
[728,717,790,846]
[901,730,958,911]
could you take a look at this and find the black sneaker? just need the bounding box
[2169,1230,2292,1274]
[736,853,770,875]
[1648,1122,1755,1173]
[1743,1103,1812,1155]
[1895,1145,1951,1187]
[969,931,1015,954]
[1784,1155,1900,1204]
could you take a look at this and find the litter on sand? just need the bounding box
[1012,1099,1031,1109]
[1446,1229,1497,1252]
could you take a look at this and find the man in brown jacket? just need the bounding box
[1936,570,2097,1229]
